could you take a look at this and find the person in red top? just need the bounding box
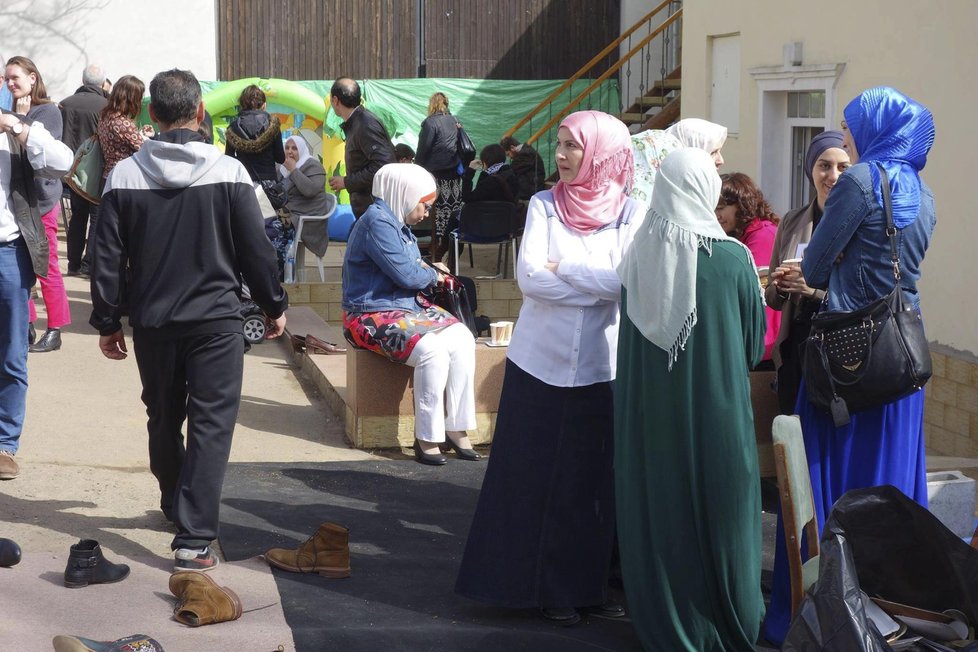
[716,172,781,366]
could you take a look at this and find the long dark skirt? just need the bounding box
[455,359,616,609]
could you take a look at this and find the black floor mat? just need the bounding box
[220,461,641,651]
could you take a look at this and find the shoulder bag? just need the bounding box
[418,271,477,335]
[803,163,932,427]
[65,135,105,204]
[456,121,477,166]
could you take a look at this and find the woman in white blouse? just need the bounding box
[456,111,639,626]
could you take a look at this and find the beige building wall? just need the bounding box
[681,0,977,357]
[681,0,978,457]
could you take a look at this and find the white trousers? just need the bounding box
[405,322,477,442]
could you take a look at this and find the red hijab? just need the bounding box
[551,111,634,234]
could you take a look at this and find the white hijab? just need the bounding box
[617,148,750,369]
[371,163,437,225]
[278,134,313,179]
[666,118,728,154]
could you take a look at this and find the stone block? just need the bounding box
[479,299,511,320]
[929,425,955,456]
[310,282,343,303]
[945,405,970,437]
[924,397,944,427]
[972,414,978,440]
[931,350,947,378]
[327,303,345,322]
[491,280,523,300]
[287,284,311,304]
[926,470,977,538]
[957,384,978,415]
[311,304,328,321]
[508,299,524,318]
[928,376,956,406]
[954,434,975,458]
[947,356,973,386]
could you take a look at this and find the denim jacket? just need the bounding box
[802,162,935,312]
[342,199,438,313]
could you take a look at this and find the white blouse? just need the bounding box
[507,192,642,387]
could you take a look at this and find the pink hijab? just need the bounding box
[551,111,634,234]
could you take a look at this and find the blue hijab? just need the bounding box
[843,86,935,228]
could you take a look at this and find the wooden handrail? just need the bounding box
[502,0,674,140]
[525,9,682,146]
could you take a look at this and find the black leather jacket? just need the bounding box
[340,106,395,217]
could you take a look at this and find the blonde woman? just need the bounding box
[415,92,463,263]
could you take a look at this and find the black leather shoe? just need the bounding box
[540,607,581,626]
[29,328,61,353]
[28,323,36,346]
[584,601,626,619]
[0,538,22,567]
[413,440,447,466]
[64,539,130,588]
[445,439,482,461]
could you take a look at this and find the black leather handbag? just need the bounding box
[418,272,478,335]
[456,122,477,166]
[803,164,932,427]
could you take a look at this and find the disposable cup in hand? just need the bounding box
[783,257,802,266]
[499,321,513,344]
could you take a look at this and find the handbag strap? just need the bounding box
[876,162,900,282]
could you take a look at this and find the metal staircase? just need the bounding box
[503,0,683,147]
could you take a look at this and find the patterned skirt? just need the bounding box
[434,176,463,238]
[343,305,459,363]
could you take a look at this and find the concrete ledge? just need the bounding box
[285,305,507,449]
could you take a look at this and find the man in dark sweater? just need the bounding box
[59,64,108,275]
[327,77,395,218]
[90,69,288,571]
[500,135,547,200]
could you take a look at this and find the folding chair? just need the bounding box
[451,201,518,279]
[773,414,821,618]
[289,194,337,282]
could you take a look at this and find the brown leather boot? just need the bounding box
[264,522,350,578]
[168,571,242,627]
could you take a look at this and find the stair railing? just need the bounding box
[503,1,682,146]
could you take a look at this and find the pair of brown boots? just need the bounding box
[264,522,350,578]
[168,572,242,627]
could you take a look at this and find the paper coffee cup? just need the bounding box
[489,322,504,345]
[783,257,803,265]
[499,321,513,344]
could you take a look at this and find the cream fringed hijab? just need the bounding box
[617,148,749,369]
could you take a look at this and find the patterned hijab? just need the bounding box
[618,148,751,369]
[666,118,727,154]
[550,110,634,234]
[371,163,437,225]
[843,86,935,228]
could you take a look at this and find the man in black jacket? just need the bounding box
[90,69,288,571]
[327,77,395,218]
[500,136,547,200]
[59,64,108,275]
[0,111,73,480]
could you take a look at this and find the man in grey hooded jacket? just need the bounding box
[90,68,288,571]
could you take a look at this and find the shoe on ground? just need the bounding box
[0,538,22,567]
[174,546,220,572]
[264,522,350,578]
[169,571,242,627]
[53,633,165,652]
[28,322,36,346]
[0,450,19,480]
[540,607,581,626]
[64,539,131,588]
[29,328,62,353]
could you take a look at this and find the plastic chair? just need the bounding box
[450,201,518,279]
[288,194,337,282]
[772,414,821,618]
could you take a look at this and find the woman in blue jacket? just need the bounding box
[342,163,479,465]
[766,86,936,645]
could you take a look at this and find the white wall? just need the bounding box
[2,0,217,102]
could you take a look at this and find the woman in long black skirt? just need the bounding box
[455,111,639,626]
